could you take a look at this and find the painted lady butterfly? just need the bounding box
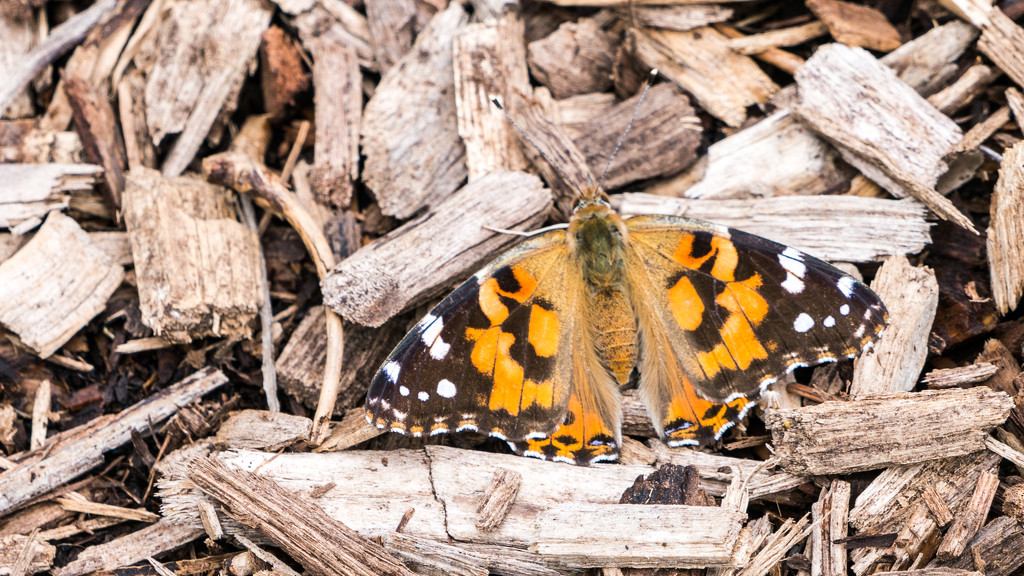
[364,183,888,465]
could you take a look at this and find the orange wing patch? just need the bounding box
[673,234,738,282]
[697,273,770,378]
[518,392,618,464]
[663,374,751,446]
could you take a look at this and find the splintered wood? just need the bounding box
[123,168,262,343]
[988,141,1024,314]
[766,387,1013,475]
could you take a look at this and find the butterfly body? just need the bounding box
[366,191,888,465]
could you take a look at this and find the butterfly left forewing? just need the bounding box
[623,214,888,446]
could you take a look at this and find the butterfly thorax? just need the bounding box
[568,197,629,292]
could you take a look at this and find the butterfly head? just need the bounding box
[569,190,629,290]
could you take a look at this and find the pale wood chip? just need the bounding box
[214,410,313,452]
[53,520,203,576]
[936,470,1000,560]
[922,363,999,388]
[528,18,615,99]
[807,0,902,51]
[475,468,522,531]
[987,141,1024,314]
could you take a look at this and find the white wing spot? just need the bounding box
[837,276,856,298]
[437,379,457,398]
[419,314,451,360]
[383,361,401,384]
[429,339,450,360]
[418,391,430,402]
[840,303,851,316]
[793,313,814,333]
[399,385,410,397]
[823,315,836,328]
[782,274,805,294]
[779,250,807,278]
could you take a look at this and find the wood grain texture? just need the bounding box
[615,194,930,263]
[53,519,203,576]
[943,0,1024,91]
[806,0,901,52]
[987,141,1024,314]
[308,39,360,208]
[0,163,98,226]
[124,167,262,343]
[453,14,530,181]
[766,388,1012,475]
[922,363,999,388]
[851,255,938,395]
[475,468,522,531]
[810,480,850,576]
[214,410,313,452]
[629,5,734,32]
[630,25,777,127]
[926,516,1024,576]
[0,212,123,358]
[64,74,125,218]
[134,0,272,177]
[795,43,973,231]
[322,171,550,327]
[361,3,468,219]
[527,17,615,99]
[935,470,999,560]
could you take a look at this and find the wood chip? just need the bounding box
[795,43,974,232]
[64,74,125,219]
[0,367,227,516]
[322,171,550,327]
[987,141,1024,314]
[851,255,939,396]
[806,0,902,52]
[308,39,360,208]
[364,0,433,73]
[53,519,203,576]
[381,532,489,576]
[475,468,522,531]
[123,167,262,343]
[362,3,468,219]
[765,387,1014,475]
[727,20,829,55]
[943,0,1024,91]
[314,409,384,453]
[922,363,999,388]
[55,497,160,523]
[0,163,98,228]
[926,516,1024,576]
[628,5,734,32]
[532,503,749,568]
[936,470,1000,560]
[0,533,56,576]
[0,212,123,358]
[615,194,930,263]
[528,17,615,99]
[630,26,778,127]
[453,14,530,181]
[214,410,313,452]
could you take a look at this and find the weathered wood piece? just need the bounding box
[315,410,385,453]
[987,141,1024,314]
[795,43,973,231]
[453,14,530,180]
[131,0,272,177]
[629,5,733,31]
[53,519,204,576]
[283,0,373,67]
[364,0,433,73]
[308,39,360,208]
[0,163,99,227]
[475,468,522,531]
[532,503,749,568]
[259,26,310,119]
[0,367,226,516]
[928,65,1001,115]
[849,451,1000,574]
[123,167,262,343]
[806,0,902,51]
[573,83,700,190]
[0,0,117,117]
[528,18,615,99]
[954,105,1011,154]
[936,470,999,560]
[630,26,777,127]
[810,480,850,576]
[615,194,930,263]
[927,516,1024,576]
[188,456,417,576]
[922,363,999,388]
[765,387,1013,475]
[214,410,313,451]
[64,75,125,219]
[0,212,123,358]
[322,171,550,327]
[0,5,35,120]
[55,497,159,523]
[943,0,1024,91]
[0,533,56,575]
[362,3,468,219]
[383,532,569,576]
[727,21,828,55]
[875,570,981,576]
[733,515,810,576]
[851,256,939,396]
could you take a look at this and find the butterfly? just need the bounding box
[364,183,888,465]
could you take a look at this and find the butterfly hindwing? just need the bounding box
[623,215,888,446]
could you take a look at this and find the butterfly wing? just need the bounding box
[366,230,621,464]
[623,215,888,446]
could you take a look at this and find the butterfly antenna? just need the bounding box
[491,97,581,190]
[597,69,658,189]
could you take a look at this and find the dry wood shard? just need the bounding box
[123,167,262,343]
[795,43,974,231]
[615,194,930,263]
[935,470,999,560]
[765,387,1013,475]
[0,212,123,358]
[528,18,615,99]
[322,171,550,327]
[362,3,469,219]
[927,516,1024,576]
[806,0,902,52]
[475,468,522,531]
[53,519,204,576]
[851,255,939,396]
[0,163,99,227]
[308,39,360,208]
[214,410,313,452]
[987,141,1024,314]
